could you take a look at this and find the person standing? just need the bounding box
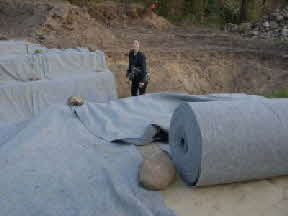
[126,40,149,96]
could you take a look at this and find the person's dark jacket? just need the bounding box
[127,49,147,82]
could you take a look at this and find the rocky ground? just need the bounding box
[226,6,288,40]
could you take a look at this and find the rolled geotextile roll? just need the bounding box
[169,99,288,186]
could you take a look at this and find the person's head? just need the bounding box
[133,40,140,52]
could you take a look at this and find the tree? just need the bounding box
[240,0,264,23]
[240,0,248,22]
[184,0,208,20]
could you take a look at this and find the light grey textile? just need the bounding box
[0,120,29,147]
[43,50,108,79]
[0,93,276,215]
[0,54,44,82]
[0,72,117,123]
[0,40,46,55]
[73,93,264,144]
[0,41,46,83]
[0,105,175,216]
[0,41,117,123]
[0,48,108,82]
[169,99,288,186]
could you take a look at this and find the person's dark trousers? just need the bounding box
[131,79,148,96]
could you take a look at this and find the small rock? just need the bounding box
[38,35,46,41]
[276,15,284,22]
[271,12,280,18]
[87,44,97,52]
[67,96,85,106]
[238,23,251,33]
[270,21,278,29]
[227,23,239,32]
[53,8,67,18]
[139,152,176,191]
[29,77,41,81]
[0,35,7,40]
[263,21,270,28]
[251,30,259,36]
[282,28,288,37]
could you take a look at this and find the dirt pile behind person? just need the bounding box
[0,0,171,48]
[69,1,172,30]
[0,0,117,49]
[0,1,49,39]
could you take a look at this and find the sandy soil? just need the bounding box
[139,144,288,216]
[163,176,288,216]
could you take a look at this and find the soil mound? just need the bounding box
[71,1,172,30]
[0,0,116,49]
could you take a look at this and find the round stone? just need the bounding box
[67,96,85,106]
[139,152,177,191]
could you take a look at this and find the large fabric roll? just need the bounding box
[73,93,264,144]
[169,99,288,186]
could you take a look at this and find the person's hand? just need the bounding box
[139,82,145,88]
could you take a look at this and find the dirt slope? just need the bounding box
[107,26,288,97]
[71,1,172,30]
[0,0,116,49]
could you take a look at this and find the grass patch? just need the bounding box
[265,89,288,98]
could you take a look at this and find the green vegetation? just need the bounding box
[178,0,274,25]
[266,89,288,98]
[158,0,286,25]
[34,49,44,54]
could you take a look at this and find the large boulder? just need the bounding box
[139,151,176,191]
